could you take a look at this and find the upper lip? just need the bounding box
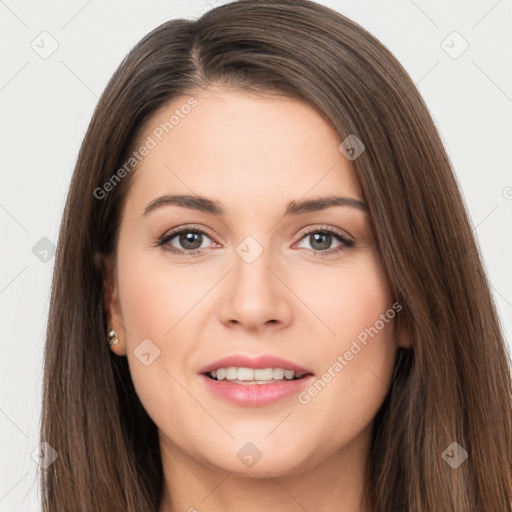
[198,355,313,375]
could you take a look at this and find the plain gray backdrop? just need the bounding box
[1,0,511,510]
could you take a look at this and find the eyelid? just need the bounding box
[295,223,354,242]
[160,223,354,243]
[159,224,220,243]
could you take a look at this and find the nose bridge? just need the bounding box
[232,232,276,300]
[218,231,292,329]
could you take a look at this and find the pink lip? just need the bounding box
[199,374,316,407]
[198,354,312,375]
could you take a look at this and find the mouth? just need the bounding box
[198,355,314,405]
[199,369,315,407]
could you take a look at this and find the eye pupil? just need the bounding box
[310,232,332,251]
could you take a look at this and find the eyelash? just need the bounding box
[155,224,355,258]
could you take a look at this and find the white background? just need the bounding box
[0,0,511,510]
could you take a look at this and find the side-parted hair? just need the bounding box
[41,1,512,510]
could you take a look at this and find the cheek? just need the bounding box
[112,243,188,403]
[296,252,397,422]
[299,251,394,343]
[116,243,193,339]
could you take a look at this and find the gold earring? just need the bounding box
[107,328,119,347]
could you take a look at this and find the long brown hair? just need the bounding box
[40,1,512,510]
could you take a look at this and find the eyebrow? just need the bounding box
[142,194,368,217]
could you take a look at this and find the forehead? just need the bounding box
[123,88,362,219]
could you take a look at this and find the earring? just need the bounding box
[107,328,119,347]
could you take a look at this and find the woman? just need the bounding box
[40,0,512,510]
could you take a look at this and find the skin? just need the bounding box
[103,86,411,512]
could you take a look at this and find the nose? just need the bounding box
[217,244,293,332]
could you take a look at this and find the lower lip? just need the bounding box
[199,374,315,407]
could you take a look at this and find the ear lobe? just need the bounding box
[96,252,126,355]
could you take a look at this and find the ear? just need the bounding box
[96,252,127,356]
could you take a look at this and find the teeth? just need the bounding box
[254,368,274,380]
[273,368,285,379]
[239,367,256,380]
[284,369,295,380]
[226,367,238,380]
[209,367,306,382]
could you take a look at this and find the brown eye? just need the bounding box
[159,227,215,256]
[174,231,205,251]
[295,226,355,256]
[307,232,335,251]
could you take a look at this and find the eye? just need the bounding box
[294,225,355,256]
[157,225,217,257]
[155,224,355,258]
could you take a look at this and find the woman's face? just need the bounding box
[104,86,409,478]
